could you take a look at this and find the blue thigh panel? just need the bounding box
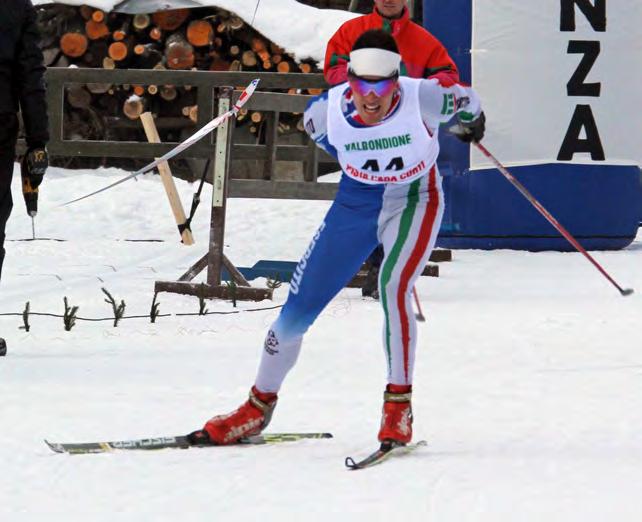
[275,178,384,337]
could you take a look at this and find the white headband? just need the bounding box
[348,48,401,77]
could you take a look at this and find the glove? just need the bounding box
[21,147,48,189]
[450,111,486,144]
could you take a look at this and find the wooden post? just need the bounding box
[139,112,195,245]
[263,110,279,180]
[207,86,233,285]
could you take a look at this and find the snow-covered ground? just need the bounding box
[1,165,642,521]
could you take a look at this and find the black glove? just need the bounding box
[451,111,486,144]
[21,147,48,188]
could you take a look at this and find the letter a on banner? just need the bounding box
[557,104,605,161]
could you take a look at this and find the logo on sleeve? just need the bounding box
[305,118,315,135]
[441,94,455,115]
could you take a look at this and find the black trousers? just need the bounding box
[0,113,18,282]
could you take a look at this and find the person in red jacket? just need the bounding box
[324,0,458,298]
[324,0,458,86]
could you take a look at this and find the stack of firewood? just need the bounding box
[36,3,320,149]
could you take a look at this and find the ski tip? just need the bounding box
[344,456,359,470]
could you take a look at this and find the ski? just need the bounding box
[45,432,333,455]
[345,440,427,470]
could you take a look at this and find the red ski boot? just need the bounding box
[189,386,277,445]
[377,384,413,445]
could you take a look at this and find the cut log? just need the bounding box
[85,82,112,95]
[42,47,63,67]
[91,10,105,23]
[149,26,162,41]
[277,61,291,73]
[299,63,312,73]
[133,14,151,31]
[152,9,190,31]
[60,32,88,58]
[133,85,145,96]
[123,95,147,120]
[159,85,178,101]
[251,37,267,54]
[228,16,244,31]
[112,19,130,41]
[108,40,131,62]
[241,50,257,68]
[66,85,91,109]
[188,105,198,123]
[277,121,291,134]
[250,111,263,123]
[85,20,110,40]
[134,44,163,68]
[165,33,195,70]
[79,5,93,20]
[229,45,241,57]
[148,85,159,95]
[102,56,116,69]
[182,105,198,123]
[187,19,214,47]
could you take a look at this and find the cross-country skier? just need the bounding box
[324,0,459,298]
[189,29,485,446]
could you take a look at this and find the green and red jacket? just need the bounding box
[324,7,459,86]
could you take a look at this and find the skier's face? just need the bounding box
[349,74,399,125]
[374,0,406,18]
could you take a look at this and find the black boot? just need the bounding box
[0,338,6,356]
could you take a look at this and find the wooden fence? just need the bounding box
[19,68,339,200]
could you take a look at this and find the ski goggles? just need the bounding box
[347,73,399,98]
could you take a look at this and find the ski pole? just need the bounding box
[412,286,425,322]
[62,79,261,207]
[474,142,634,297]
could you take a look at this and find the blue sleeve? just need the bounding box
[303,91,338,160]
